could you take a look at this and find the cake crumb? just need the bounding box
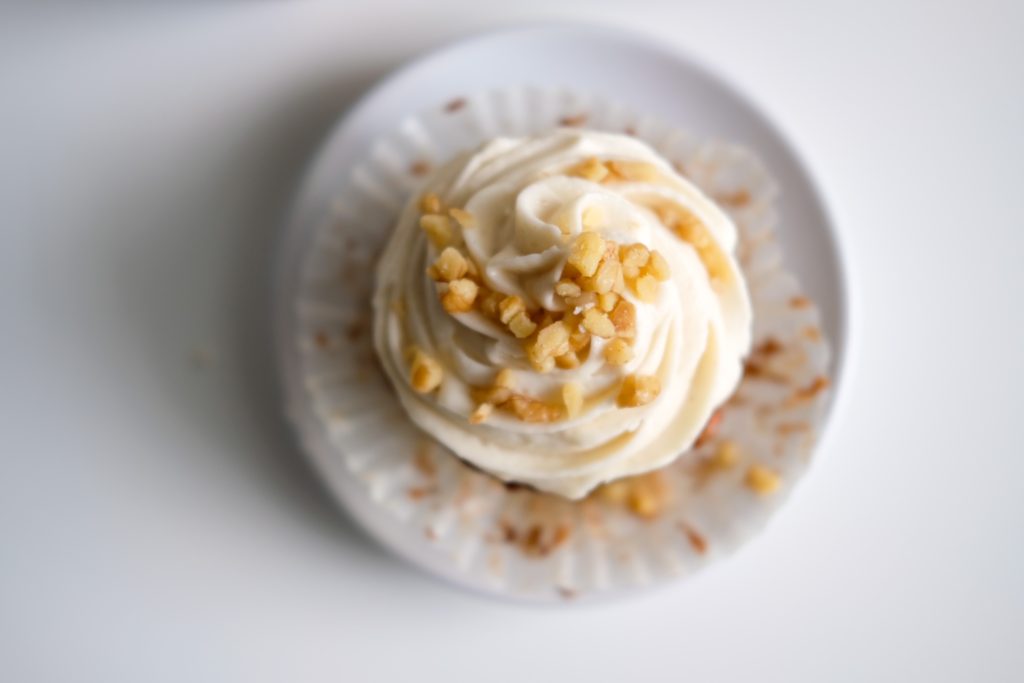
[444,97,466,112]
[678,522,708,554]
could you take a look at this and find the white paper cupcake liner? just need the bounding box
[283,86,831,601]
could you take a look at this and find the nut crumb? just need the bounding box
[745,464,781,495]
[444,97,466,112]
[559,113,588,127]
[617,374,661,407]
[678,522,708,554]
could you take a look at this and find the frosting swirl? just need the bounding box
[372,130,751,499]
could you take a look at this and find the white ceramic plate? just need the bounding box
[274,23,850,600]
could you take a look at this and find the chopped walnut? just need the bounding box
[420,214,454,248]
[498,295,526,325]
[448,207,475,229]
[658,205,727,282]
[555,280,582,299]
[598,292,618,312]
[532,321,571,361]
[709,440,739,469]
[609,299,637,339]
[580,256,621,295]
[419,192,442,214]
[745,464,780,495]
[428,247,468,282]
[508,311,537,339]
[471,385,512,406]
[632,273,660,302]
[582,308,615,339]
[645,250,671,281]
[607,160,659,182]
[565,291,598,309]
[617,374,661,407]
[441,278,478,313]
[494,368,515,389]
[469,403,493,424]
[570,157,610,183]
[619,243,650,279]
[561,382,583,418]
[507,395,563,422]
[581,205,604,230]
[568,232,606,278]
[555,351,580,369]
[603,338,634,366]
[478,289,503,319]
[409,348,442,393]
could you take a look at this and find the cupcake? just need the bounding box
[373,129,752,499]
[288,88,831,600]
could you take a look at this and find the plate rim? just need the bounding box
[272,21,855,602]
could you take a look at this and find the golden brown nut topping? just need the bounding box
[561,382,583,418]
[494,368,515,389]
[619,243,651,279]
[441,278,478,313]
[598,292,618,312]
[554,351,581,369]
[448,207,475,229]
[508,311,537,339]
[632,273,660,302]
[645,250,671,281]
[478,289,503,318]
[609,299,637,339]
[409,348,442,393]
[607,160,659,182]
[555,280,582,299]
[580,257,621,295]
[498,295,526,325]
[710,440,739,469]
[420,214,454,248]
[568,232,606,278]
[745,464,781,495]
[470,385,512,406]
[428,247,468,282]
[507,395,563,423]
[581,205,604,230]
[603,338,634,366]
[533,321,571,360]
[469,403,493,424]
[570,157,609,183]
[582,308,616,339]
[617,374,661,407]
[419,192,442,214]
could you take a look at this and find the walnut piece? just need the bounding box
[568,232,606,278]
[428,247,468,282]
[609,299,637,339]
[508,311,537,339]
[617,374,661,407]
[419,192,442,214]
[409,348,442,393]
[448,207,475,229]
[561,382,583,418]
[441,278,478,313]
[570,157,610,183]
[603,338,634,366]
[582,308,615,339]
[420,214,454,248]
[745,464,781,495]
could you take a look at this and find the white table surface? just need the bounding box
[2,2,1021,681]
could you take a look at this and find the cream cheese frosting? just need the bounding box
[372,129,752,499]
